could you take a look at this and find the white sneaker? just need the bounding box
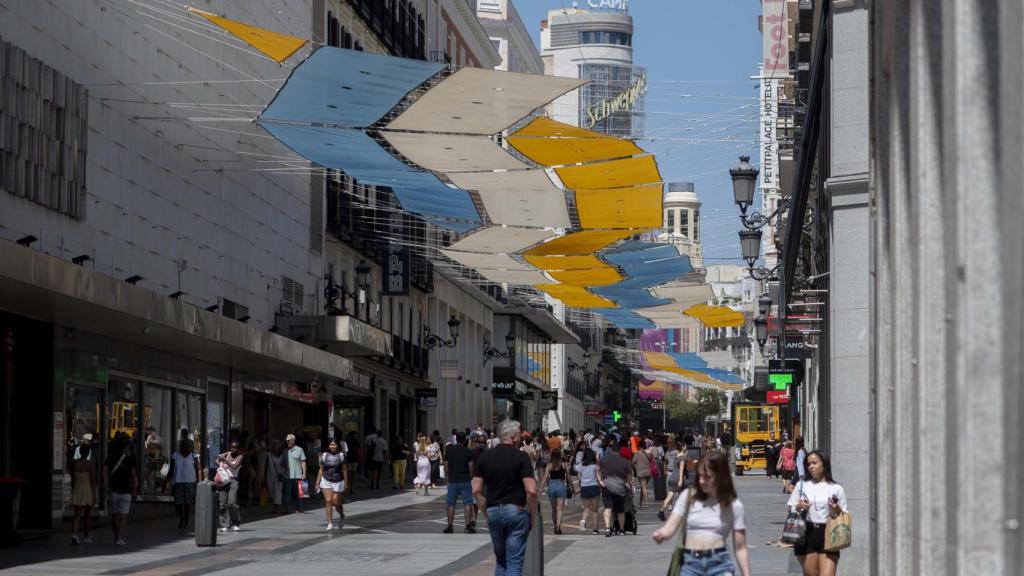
[71,534,80,545]
[83,536,93,544]
[220,527,228,533]
[115,538,126,547]
[579,519,586,531]
[230,525,240,532]
[326,523,334,531]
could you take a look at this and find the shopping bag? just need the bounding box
[213,465,232,487]
[439,464,446,480]
[781,511,807,544]
[824,512,852,551]
[260,486,269,507]
[298,479,310,499]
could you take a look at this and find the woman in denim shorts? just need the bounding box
[576,448,601,533]
[540,449,569,534]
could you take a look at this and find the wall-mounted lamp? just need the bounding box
[754,315,768,353]
[71,254,91,265]
[483,331,514,363]
[16,235,37,247]
[125,275,143,285]
[424,315,460,350]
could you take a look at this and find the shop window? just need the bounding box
[207,383,227,473]
[108,380,139,446]
[65,384,102,468]
[142,385,173,496]
[176,390,204,466]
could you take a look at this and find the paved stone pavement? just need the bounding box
[0,474,802,575]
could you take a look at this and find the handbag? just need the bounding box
[649,452,660,477]
[781,481,807,544]
[824,511,852,551]
[665,489,695,576]
[298,479,310,499]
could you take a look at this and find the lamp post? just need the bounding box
[424,315,460,350]
[324,260,372,316]
[483,331,515,363]
[754,315,768,354]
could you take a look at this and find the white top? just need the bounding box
[787,480,848,524]
[578,464,599,487]
[671,490,746,541]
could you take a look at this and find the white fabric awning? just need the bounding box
[386,67,587,135]
[447,170,570,228]
[478,268,550,285]
[380,132,529,173]
[446,225,556,254]
[651,283,715,302]
[441,251,531,271]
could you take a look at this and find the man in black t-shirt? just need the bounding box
[472,420,537,576]
[443,431,476,534]
[105,436,137,546]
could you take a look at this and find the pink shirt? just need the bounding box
[780,447,795,471]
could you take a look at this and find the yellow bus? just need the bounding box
[731,402,781,475]
[109,401,138,439]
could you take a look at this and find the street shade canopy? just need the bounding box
[739,229,763,266]
[730,155,759,210]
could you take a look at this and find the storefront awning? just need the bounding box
[0,241,352,382]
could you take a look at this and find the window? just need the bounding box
[666,209,675,231]
[579,31,632,46]
[206,383,227,473]
[108,380,139,448]
[681,209,689,238]
[176,390,204,467]
[693,209,700,242]
[142,385,173,496]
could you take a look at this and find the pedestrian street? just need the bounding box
[0,475,801,576]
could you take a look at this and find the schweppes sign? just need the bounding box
[585,72,647,128]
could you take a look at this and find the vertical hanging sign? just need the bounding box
[382,211,410,296]
[760,75,780,194]
[762,0,790,78]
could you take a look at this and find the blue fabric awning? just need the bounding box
[258,122,481,231]
[668,352,744,384]
[262,46,444,128]
[597,308,656,329]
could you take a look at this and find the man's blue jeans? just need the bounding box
[486,504,531,576]
[282,478,299,513]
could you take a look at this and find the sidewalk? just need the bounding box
[0,473,803,575]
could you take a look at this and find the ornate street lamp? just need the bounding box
[355,260,371,291]
[753,315,769,352]
[739,229,762,268]
[424,315,460,350]
[758,295,773,317]
[730,155,758,215]
[483,331,515,363]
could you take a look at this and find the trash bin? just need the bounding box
[194,481,218,547]
[0,478,23,548]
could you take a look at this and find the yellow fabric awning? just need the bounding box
[188,8,307,63]
[523,254,608,271]
[507,118,644,166]
[555,156,661,191]
[523,229,645,257]
[683,304,746,328]
[534,284,617,308]
[548,266,623,287]
[575,184,663,229]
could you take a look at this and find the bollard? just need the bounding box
[194,480,218,547]
[523,500,545,576]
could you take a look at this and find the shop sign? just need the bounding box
[782,339,813,360]
[762,0,790,78]
[586,0,628,12]
[415,388,438,408]
[491,380,527,399]
[586,72,647,128]
[760,76,781,193]
[539,391,558,411]
[382,210,409,296]
[440,359,459,379]
[767,389,790,404]
[585,406,607,417]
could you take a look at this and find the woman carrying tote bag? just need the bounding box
[652,451,751,576]
[786,450,848,576]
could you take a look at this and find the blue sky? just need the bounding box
[514,0,763,264]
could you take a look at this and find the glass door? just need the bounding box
[176,390,204,468]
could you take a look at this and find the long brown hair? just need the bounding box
[548,450,563,470]
[693,451,737,507]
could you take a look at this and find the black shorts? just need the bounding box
[794,522,840,557]
[602,489,625,514]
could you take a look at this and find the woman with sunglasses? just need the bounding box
[652,451,750,576]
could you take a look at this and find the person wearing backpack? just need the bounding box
[315,439,347,530]
[652,451,751,576]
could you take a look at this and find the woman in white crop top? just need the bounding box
[786,450,847,576]
[652,451,750,576]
